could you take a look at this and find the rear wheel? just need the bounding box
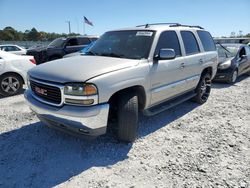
[228,69,238,84]
[192,73,211,104]
[117,92,139,142]
[0,73,23,97]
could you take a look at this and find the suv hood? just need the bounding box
[29,55,140,83]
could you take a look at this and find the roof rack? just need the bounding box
[169,24,204,29]
[136,23,180,28]
[136,23,204,29]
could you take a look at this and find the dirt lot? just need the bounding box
[0,75,249,188]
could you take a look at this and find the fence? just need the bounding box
[0,41,51,49]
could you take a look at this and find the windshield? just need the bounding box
[217,45,239,58]
[87,30,155,59]
[48,38,66,47]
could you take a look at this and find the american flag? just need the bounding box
[84,16,93,26]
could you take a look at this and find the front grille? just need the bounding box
[30,79,62,105]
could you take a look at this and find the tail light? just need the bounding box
[29,58,36,65]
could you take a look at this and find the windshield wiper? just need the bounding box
[99,53,125,58]
[217,43,232,57]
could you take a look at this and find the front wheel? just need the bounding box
[228,69,238,84]
[192,73,211,104]
[117,92,139,142]
[0,74,23,97]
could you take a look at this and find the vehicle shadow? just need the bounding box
[212,74,249,89]
[0,89,25,99]
[0,101,199,187]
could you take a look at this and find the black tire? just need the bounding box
[227,69,238,84]
[192,73,211,104]
[0,73,24,97]
[117,92,139,142]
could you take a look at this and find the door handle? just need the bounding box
[199,59,203,64]
[180,63,185,69]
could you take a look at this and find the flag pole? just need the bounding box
[83,16,85,35]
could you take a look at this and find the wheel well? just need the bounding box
[108,86,146,110]
[201,67,213,77]
[0,72,24,84]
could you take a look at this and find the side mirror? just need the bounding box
[241,54,247,59]
[154,48,176,60]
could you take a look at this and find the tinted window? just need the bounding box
[239,47,246,57]
[181,31,200,55]
[197,31,216,51]
[155,31,181,57]
[48,38,66,47]
[77,38,91,45]
[66,38,78,46]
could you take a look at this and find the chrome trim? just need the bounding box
[29,77,64,107]
[29,77,99,107]
[152,74,200,94]
[64,94,99,106]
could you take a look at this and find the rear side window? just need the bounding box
[181,31,200,55]
[77,38,91,45]
[197,31,216,51]
[155,31,181,57]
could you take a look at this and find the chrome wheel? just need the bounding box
[231,70,238,83]
[200,77,211,102]
[1,76,20,95]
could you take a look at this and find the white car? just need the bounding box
[0,50,36,96]
[0,44,27,55]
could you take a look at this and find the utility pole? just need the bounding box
[66,21,71,34]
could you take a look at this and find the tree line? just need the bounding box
[1,26,250,42]
[0,27,80,41]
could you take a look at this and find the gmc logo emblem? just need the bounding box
[35,86,47,96]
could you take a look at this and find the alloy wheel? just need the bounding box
[1,76,20,95]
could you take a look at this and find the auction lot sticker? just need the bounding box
[136,31,153,36]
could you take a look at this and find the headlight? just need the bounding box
[64,83,97,96]
[64,83,98,106]
[218,60,231,70]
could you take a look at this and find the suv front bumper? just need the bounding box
[24,89,109,138]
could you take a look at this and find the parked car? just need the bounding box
[0,44,27,55]
[26,36,99,64]
[214,43,250,83]
[0,51,36,96]
[24,23,218,142]
[63,41,96,58]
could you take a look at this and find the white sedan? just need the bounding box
[0,44,27,55]
[0,50,36,96]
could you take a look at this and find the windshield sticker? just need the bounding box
[136,31,153,37]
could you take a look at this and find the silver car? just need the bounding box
[25,23,218,142]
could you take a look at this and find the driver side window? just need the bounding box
[239,47,246,57]
[154,31,181,57]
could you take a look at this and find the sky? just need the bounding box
[0,0,249,37]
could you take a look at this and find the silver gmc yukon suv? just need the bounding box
[24,23,218,142]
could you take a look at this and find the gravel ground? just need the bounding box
[0,75,250,188]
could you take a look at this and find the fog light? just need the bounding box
[65,98,94,105]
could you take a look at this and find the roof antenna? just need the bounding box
[145,24,149,28]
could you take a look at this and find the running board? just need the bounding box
[143,91,196,116]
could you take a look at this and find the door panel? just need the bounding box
[150,57,187,105]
